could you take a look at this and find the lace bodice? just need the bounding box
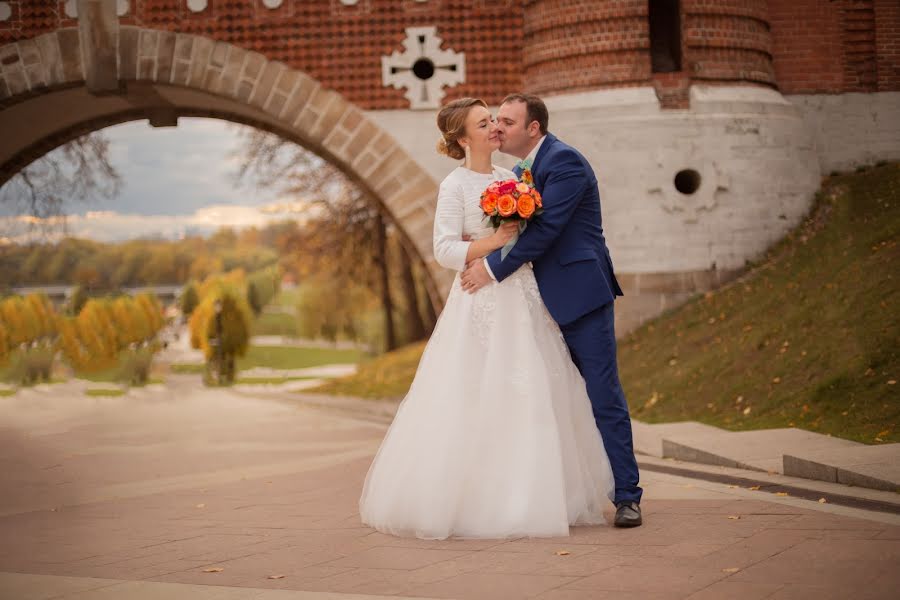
[432,165,517,272]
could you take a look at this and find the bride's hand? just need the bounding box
[492,221,519,247]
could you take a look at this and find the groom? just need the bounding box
[461,94,643,527]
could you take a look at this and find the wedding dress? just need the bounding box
[359,165,615,539]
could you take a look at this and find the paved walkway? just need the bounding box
[0,385,898,600]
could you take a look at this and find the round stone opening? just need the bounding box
[412,58,435,80]
[674,169,701,195]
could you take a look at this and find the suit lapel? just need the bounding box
[531,133,557,185]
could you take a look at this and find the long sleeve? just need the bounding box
[433,178,472,272]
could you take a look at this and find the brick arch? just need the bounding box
[0,27,449,308]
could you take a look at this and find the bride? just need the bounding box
[359,98,614,539]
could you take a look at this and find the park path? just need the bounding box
[0,382,898,600]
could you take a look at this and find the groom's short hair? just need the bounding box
[502,93,549,135]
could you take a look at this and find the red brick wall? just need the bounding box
[522,0,651,96]
[0,0,526,110]
[875,0,900,91]
[769,0,899,94]
[683,0,775,86]
[1,0,896,106]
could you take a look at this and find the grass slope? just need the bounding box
[620,164,898,444]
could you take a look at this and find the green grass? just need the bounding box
[251,311,298,337]
[273,286,302,308]
[312,165,899,443]
[310,341,427,399]
[619,163,899,444]
[236,345,363,371]
[75,367,120,383]
[85,388,125,397]
[0,388,15,397]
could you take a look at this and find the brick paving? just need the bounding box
[0,384,898,599]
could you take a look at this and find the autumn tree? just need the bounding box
[180,282,200,318]
[58,299,118,373]
[234,129,439,351]
[189,283,252,385]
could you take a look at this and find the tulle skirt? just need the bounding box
[359,266,615,539]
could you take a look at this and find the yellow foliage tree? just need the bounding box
[58,299,119,372]
[188,285,251,384]
[0,296,39,348]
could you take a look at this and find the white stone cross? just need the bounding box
[382,26,465,110]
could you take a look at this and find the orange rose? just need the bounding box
[480,192,499,215]
[532,189,542,207]
[497,194,517,217]
[516,194,536,219]
[521,169,533,185]
[515,182,530,194]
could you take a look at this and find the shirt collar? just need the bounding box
[524,135,547,166]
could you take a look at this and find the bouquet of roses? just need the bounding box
[479,168,542,259]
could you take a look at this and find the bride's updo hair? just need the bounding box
[436,97,487,160]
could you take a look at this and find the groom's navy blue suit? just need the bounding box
[486,133,642,505]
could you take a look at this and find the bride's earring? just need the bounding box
[464,145,471,169]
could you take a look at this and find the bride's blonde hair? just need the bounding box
[436,98,487,160]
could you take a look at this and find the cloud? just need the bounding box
[0,202,314,244]
[1,117,286,218]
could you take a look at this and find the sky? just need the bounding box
[0,117,312,244]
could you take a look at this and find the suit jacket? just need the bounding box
[486,133,623,326]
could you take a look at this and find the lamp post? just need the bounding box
[213,298,223,385]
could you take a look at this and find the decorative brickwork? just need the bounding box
[1,1,895,105]
[0,0,524,110]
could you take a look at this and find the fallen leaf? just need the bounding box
[775,492,789,497]
[722,567,740,573]
[195,503,206,509]
[888,380,897,385]
[748,486,761,491]
[727,485,739,489]
[743,406,752,415]
[268,574,286,579]
[203,568,224,573]
[818,498,827,504]
[555,550,571,556]
[876,429,890,437]
[772,377,781,384]
[727,515,741,520]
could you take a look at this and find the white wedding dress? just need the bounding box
[359,165,615,539]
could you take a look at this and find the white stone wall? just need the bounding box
[367,85,822,275]
[786,91,900,173]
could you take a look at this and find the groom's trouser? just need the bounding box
[559,300,642,505]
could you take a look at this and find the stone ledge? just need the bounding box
[784,445,900,492]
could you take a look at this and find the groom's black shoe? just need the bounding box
[614,502,642,528]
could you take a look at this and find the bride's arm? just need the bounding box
[433,180,516,271]
[464,223,518,263]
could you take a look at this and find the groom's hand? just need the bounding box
[461,260,491,294]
